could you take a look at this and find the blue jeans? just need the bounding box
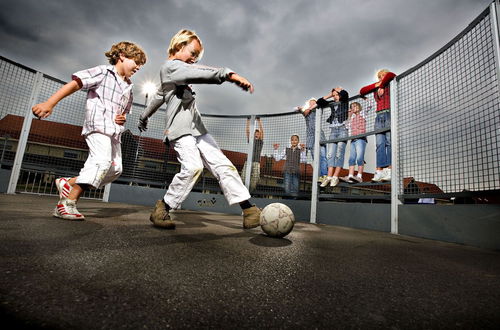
[348,138,367,166]
[374,111,391,168]
[284,172,300,196]
[309,146,328,176]
[326,126,348,168]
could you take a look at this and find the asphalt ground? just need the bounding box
[1,193,499,329]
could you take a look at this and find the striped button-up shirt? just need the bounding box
[73,65,133,141]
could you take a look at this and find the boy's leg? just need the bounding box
[55,133,113,220]
[196,134,251,205]
[151,135,204,228]
[163,135,204,209]
[196,134,259,229]
[283,172,291,194]
[99,139,123,186]
[290,173,299,197]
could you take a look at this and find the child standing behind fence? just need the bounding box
[32,41,147,220]
[273,135,307,197]
[340,102,367,183]
[296,98,328,182]
[359,69,396,182]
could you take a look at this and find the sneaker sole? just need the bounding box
[53,207,85,220]
[150,215,176,229]
[243,221,260,229]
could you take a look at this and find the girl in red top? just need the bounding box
[359,69,396,182]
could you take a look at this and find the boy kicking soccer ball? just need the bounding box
[138,29,260,229]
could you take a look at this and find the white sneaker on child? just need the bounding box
[372,171,384,182]
[339,176,353,183]
[350,175,363,183]
[53,199,85,220]
[55,177,72,199]
[330,177,339,187]
[320,176,332,187]
[381,168,391,182]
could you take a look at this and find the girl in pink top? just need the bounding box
[341,102,367,183]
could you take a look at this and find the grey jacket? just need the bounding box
[140,59,233,142]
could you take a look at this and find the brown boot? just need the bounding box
[150,200,175,229]
[242,205,261,229]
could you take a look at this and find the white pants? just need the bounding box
[76,133,122,189]
[165,134,251,209]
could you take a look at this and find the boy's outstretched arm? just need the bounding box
[32,80,81,119]
[227,73,254,93]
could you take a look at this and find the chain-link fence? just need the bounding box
[0,2,499,212]
[396,6,500,203]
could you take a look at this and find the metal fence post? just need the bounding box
[7,72,44,194]
[390,79,400,234]
[102,183,111,202]
[490,1,500,95]
[309,107,322,224]
[244,115,256,189]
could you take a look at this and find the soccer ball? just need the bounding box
[259,203,295,238]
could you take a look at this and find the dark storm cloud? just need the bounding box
[0,0,492,115]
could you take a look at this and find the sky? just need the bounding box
[0,0,493,115]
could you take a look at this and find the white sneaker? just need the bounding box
[372,171,384,182]
[53,199,85,220]
[381,168,391,182]
[320,176,332,187]
[351,176,363,183]
[330,177,339,187]
[339,175,353,183]
[55,177,72,199]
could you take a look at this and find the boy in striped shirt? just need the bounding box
[32,41,147,220]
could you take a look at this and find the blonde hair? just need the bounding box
[168,29,204,60]
[105,41,147,65]
[350,102,362,111]
[376,68,390,80]
[301,98,316,111]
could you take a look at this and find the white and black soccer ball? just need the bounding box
[259,203,295,238]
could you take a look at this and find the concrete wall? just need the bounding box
[107,183,313,222]
[316,202,391,232]
[399,205,500,250]
[0,169,11,193]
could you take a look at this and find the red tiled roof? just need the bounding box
[0,114,87,149]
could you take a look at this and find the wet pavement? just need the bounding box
[1,193,499,329]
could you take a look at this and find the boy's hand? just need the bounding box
[115,114,127,126]
[228,73,254,93]
[138,117,148,132]
[32,102,54,119]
